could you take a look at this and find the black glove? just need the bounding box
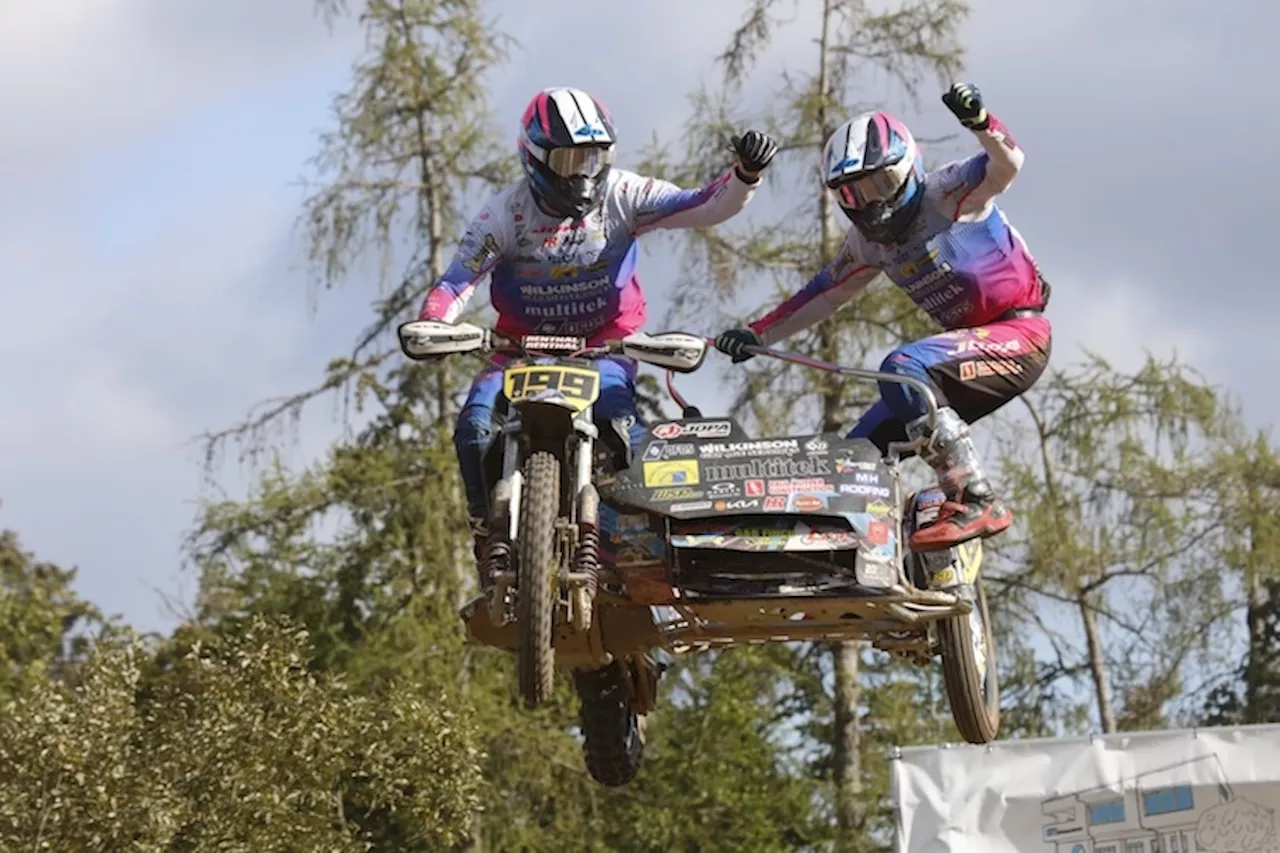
[715,328,762,364]
[942,82,990,131]
[732,130,778,181]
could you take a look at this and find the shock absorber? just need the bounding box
[572,483,603,633]
[485,537,511,580]
[575,527,601,603]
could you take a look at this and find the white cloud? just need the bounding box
[1045,277,1211,373]
[0,187,291,454]
[0,0,359,161]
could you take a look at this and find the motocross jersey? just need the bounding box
[421,167,759,342]
[751,116,1046,345]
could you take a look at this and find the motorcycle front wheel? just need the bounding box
[938,577,1000,743]
[517,450,560,707]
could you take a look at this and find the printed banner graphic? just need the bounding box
[892,724,1280,853]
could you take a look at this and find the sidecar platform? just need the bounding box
[460,580,973,671]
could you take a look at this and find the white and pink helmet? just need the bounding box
[518,87,618,219]
[822,111,926,243]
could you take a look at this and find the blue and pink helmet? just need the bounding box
[518,87,617,219]
[822,111,925,244]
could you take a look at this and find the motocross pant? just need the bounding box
[454,354,648,521]
[849,311,1051,550]
[847,312,1052,451]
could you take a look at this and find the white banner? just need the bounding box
[892,724,1280,853]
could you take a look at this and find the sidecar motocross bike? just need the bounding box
[398,320,999,787]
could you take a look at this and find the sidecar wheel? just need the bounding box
[575,659,645,787]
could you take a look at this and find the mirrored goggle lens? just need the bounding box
[547,145,615,178]
[834,168,906,208]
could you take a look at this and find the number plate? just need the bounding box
[502,364,601,413]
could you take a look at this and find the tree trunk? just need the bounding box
[814,0,864,841]
[1244,505,1280,723]
[833,641,865,847]
[1078,589,1117,732]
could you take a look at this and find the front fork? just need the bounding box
[485,410,603,636]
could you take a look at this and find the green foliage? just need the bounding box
[0,527,103,701]
[605,649,830,852]
[1200,431,1280,725]
[0,615,481,852]
[991,352,1242,731]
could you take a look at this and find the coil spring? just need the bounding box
[484,538,511,580]
[575,528,601,602]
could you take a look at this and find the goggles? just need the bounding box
[546,145,615,178]
[831,157,912,208]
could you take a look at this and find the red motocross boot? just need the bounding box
[909,479,1012,552]
[905,407,1014,554]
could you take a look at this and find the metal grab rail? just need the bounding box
[662,339,941,457]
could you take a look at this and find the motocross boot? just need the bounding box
[469,516,493,593]
[906,407,1012,553]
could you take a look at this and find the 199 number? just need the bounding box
[506,367,599,402]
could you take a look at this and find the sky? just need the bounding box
[0,0,1274,634]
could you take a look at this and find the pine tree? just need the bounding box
[634,1,966,845]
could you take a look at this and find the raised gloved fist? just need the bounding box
[715,328,762,364]
[732,130,778,179]
[942,82,989,131]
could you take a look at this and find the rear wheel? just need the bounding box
[938,577,1000,743]
[575,660,644,787]
[517,450,560,708]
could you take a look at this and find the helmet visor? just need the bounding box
[547,145,615,178]
[834,166,906,207]
[832,158,912,209]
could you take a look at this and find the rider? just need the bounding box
[417,86,778,585]
[715,83,1050,553]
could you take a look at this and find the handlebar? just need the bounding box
[398,320,935,454]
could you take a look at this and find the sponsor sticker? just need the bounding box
[792,495,824,512]
[866,520,890,545]
[768,477,834,495]
[714,498,759,512]
[839,483,892,498]
[959,359,1025,381]
[698,439,799,458]
[704,457,832,481]
[835,457,879,473]
[652,421,732,440]
[642,441,697,461]
[651,487,702,501]
[643,459,700,487]
[865,501,893,517]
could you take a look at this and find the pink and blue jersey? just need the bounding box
[751,116,1046,344]
[421,167,760,343]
